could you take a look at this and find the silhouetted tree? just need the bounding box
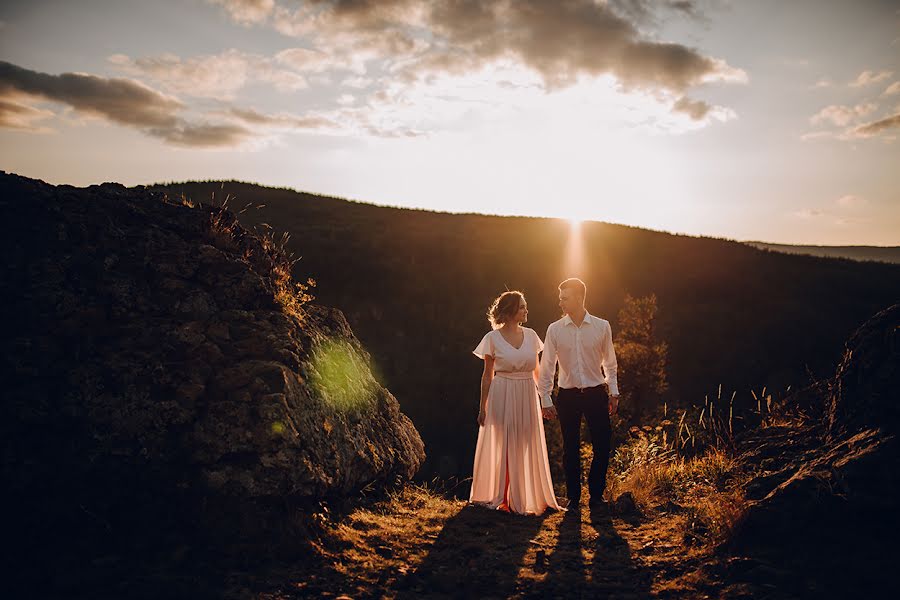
[615,294,669,424]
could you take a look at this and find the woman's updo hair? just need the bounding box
[487,290,525,329]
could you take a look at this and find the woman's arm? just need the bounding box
[478,355,495,426]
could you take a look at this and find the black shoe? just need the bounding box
[566,497,581,510]
[589,498,609,514]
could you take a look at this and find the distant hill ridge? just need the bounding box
[745,242,900,264]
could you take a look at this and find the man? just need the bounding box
[538,278,620,511]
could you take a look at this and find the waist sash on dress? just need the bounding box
[493,371,533,380]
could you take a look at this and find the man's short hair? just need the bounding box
[558,277,586,298]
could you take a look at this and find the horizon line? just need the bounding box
[4,169,898,249]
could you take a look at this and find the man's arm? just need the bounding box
[537,324,558,409]
[601,321,619,398]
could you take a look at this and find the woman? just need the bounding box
[469,290,563,515]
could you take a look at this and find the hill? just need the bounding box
[154,180,900,479]
[744,242,900,264]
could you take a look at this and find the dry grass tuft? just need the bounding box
[190,192,316,323]
[608,431,750,547]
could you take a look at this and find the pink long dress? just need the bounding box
[469,327,562,516]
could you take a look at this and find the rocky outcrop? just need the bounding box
[827,303,900,437]
[0,172,424,591]
[723,304,899,597]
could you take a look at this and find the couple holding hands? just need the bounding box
[469,278,620,516]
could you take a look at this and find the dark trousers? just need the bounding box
[556,385,611,503]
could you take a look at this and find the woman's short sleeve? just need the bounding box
[531,328,544,353]
[473,331,494,359]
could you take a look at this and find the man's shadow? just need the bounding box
[530,507,587,596]
[397,504,547,598]
[588,510,652,595]
[529,507,651,598]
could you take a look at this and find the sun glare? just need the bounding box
[564,217,585,277]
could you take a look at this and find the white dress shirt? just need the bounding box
[537,310,619,408]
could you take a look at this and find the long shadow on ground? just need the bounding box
[397,504,547,599]
[527,507,652,599]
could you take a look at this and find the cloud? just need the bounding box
[812,78,832,89]
[341,76,374,88]
[201,1,747,137]
[799,130,834,141]
[605,0,708,26]
[109,51,253,99]
[0,60,183,129]
[274,46,370,76]
[0,96,55,131]
[109,49,310,98]
[836,194,866,208]
[810,102,877,127]
[227,106,338,130]
[672,95,711,120]
[207,0,274,25]
[850,112,900,138]
[152,122,254,147]
[408,1,746,92]
[849,69,893,87]
[216,0,746,96]
[0,60,256,147]
[883,81,900,96]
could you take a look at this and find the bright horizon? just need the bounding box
[2,0,899,245]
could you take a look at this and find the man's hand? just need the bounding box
[608,395,619,417]
[542,406,557,420]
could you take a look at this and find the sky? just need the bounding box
[1,0,899,245]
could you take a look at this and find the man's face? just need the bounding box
[558,288,581,316]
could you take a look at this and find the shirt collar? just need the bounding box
[563,310,593,327]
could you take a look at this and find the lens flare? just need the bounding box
[307,338,377,412]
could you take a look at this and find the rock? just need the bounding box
[725,305,900,596]
[0,172,425,588]
[827,303,900,438]
[613,491,638,515]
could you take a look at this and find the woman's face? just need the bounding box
[515,297,528,324]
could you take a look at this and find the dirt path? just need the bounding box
[240,487,735,599]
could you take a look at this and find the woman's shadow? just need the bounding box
[397,503,547,598]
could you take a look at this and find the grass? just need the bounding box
[602,383,797,548]
[607,444,747,544]
[168,187,316,325]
